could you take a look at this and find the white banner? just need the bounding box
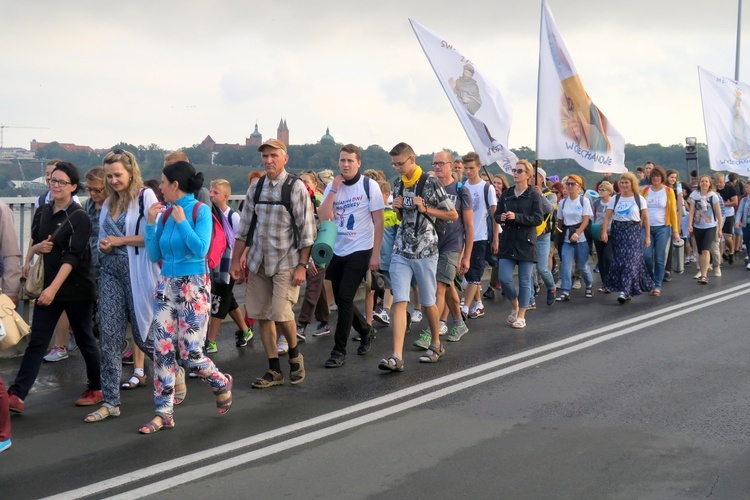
[409,19,518,172]
[698,66,750,174]
[536,0,626,173]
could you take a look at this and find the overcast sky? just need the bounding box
[1,0,747,157]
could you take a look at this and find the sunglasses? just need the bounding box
[565,182,578,187]
[512,168,527,174]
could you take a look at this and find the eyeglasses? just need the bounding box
[49,178,72,187]
[512,168,527,174]
[87,186,104,194]
[392,156,413,168]
[565,182,578,187]
[431,161,450,168]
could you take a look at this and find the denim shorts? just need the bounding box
[390,253,439,307]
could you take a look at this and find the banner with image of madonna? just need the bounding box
[698,66,750,174]
[536,0,626,173]
[409,19,518,173]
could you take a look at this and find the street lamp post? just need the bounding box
[685,136,699,183]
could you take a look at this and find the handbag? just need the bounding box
[25,257,44,298]
[0,292,30,350]
[24,208,75,299]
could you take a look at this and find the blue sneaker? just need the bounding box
[0,439,11,453]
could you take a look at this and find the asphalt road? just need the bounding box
[2,263,750,499]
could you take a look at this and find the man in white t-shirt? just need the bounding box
[461,152,497,319]
[318,144,385,367]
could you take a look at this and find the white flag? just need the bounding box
[536,0,626,173]
[409,19,518,172]
[698,66,750,174]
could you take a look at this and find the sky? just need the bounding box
[1,0,747,157]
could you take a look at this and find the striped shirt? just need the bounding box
[236,170,316,275]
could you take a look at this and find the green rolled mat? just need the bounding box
[590,223,601,241]
[312,220,338,266]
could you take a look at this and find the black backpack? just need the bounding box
[245,174,304,249]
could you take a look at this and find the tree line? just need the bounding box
[3,140,709,197]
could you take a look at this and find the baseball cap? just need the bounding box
[258,139,287,153]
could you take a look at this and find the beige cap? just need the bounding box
[258,139,287,153]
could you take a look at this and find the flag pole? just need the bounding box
[535,0,545,185]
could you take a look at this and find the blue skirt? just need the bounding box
[603,223,654,296]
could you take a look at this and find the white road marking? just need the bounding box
[45,282,750,499]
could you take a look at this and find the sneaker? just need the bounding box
[585,287,593,298]
[482,286,495,300]
[746,263,750,270]
[312,322,331,337]
[556,292,570,302]
[121,349,134,365]
[324,351,346,368]
[411,309,423,323]
[714,267,722,277]
[296,323,307,343]
[372,308,390,325]
[352,327,376,342]
[663,271,672,282]
[8,392,24,414]
[0,439,11,453]
[205,340,218,354]
[617,292,631,304]
[43,345,68,363]
[527,301,537,310]
[728,253,735,265]
[546,288,556,306]
[330,303,338,311]
[439,321,448,336]
[413,330,431,350]
[460,304,469,319]
[468,303,485,318]
[277,336,288,356]
[572,278,582,290]
[446,322,468,342]
[235,327,253,347]
[593,265,600,273]
[75,389,103,406]
[67,332,77,352]
[555,279,562,288]
[419,344,445,363]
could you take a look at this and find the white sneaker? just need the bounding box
[745,262,750,270]
[693,270,702,279]
[411,309,423,323]
[277,336,288,356]
[372,308,390,325]
[714,267,722,277]
[468,303,485,318]
[439,321,448,336]
[572,278,582,290]
[460,304,469,318]
[66,332,78,352]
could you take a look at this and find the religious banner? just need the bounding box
[698,66,750,174]
[536,0,626,173]
[410,19,518,172]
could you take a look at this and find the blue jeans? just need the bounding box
[643,225,670,289]
[560,241,593,293]
[498,259,535,309]
[535,233,556,291]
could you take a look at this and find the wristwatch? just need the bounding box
[297,262,309,269]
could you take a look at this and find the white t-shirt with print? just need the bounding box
[689,190,719,229]
[644,186,668,227]
[464,179,496,242]
[605,194,648,222]
[558,195,593,243]
[323,176,385,256]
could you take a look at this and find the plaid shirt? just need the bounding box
[236,170,316,275]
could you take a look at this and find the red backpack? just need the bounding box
[162,202,227,270]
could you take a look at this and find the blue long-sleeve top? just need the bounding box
[144,193,211,277]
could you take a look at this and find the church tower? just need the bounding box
[246,122,263,147]
[277,118,289,146]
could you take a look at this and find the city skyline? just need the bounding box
[1,1,747,158]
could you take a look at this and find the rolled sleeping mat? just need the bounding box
[590,222,602,241]
[585,188,600,199]
[311,220,338,267]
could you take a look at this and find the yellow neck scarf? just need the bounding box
[402,165,423,189]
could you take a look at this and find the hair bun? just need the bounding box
[191,171,205,192]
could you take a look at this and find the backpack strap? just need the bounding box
[483,182,491,211]
[134,189,145,255]
[245,175,267,247]
[363,177,370,201]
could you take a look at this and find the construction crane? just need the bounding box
[0,123,49,148]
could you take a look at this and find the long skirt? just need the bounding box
[603,223,654,296]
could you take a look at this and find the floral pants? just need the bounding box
[151,274,228,415]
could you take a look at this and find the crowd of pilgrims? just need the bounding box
[2,150,746,440]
